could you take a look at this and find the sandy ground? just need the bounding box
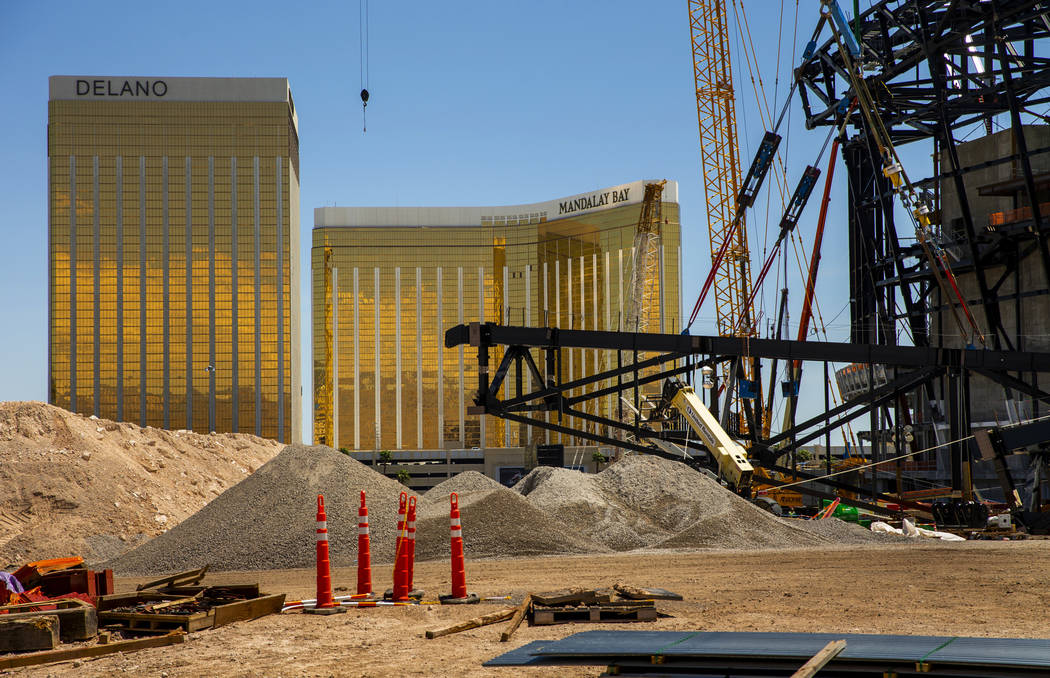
[5,540,1050,677]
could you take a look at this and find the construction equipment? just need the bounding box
[688,0,761,434]
[651,378,753,493]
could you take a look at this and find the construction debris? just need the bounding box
[425,606,517,639]
[427,585,671,641]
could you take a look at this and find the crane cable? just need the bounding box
[685,9,828,332]
[360,0,370,132]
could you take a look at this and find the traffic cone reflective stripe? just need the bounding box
[406,496,418,592]
[357,490,372,595]
[314,494,337,609]
[450,492,468,599]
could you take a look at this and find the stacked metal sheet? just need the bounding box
[484,630,1050,677]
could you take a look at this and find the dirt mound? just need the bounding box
[107,445,416,575]
[0,401,282,566]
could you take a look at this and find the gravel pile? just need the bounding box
[107,445,417,575]
[415,486,609,561]
[784,516,913,544]
[423,471,503,500]
[514,455,908,552]
[108,446,912,576]
[516,455,748,550]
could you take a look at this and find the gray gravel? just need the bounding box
[107,445,417,575]
[109,446,913,576]
[782,516,913,543]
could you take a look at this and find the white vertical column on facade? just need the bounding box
[185,157,193,430]
[229,157,238,432]
[139,156,147,425]
[436,267,444,448]
[275,157,284,442]
[275,157,283,442]
[550,260,558,447]
[116,156,124,421]
[592,253,598,427]
[503,265,509,447]
[659,244,666,333]
[478,266,485,447]
[580,255,587,421]
[162,156,169,430]
[395,267,402,449]
[678,245,683,332]
[205,161,218,423]
[353,267,360,450]
[253,156,261,436]
[69,156,77,413]
[567,257,573,443]
[374,267,381,450]
[603,251,612,422]
[332,267,339,450]
[543,262,550,445]
[617,249,624,330]
[524,264,532,446]
[416,267,423,450]
[457,267,464,447]
[92,155,100,418]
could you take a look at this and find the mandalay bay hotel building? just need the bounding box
[47,76,301,442]
[312,181,681,454]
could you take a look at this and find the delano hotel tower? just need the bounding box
[48,76,301,442]
[312,181,681,452]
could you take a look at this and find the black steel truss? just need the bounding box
[797,0,1050,144]
[447,323,1050,496]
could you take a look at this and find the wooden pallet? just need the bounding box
[531,602,657,626]
[97,592,284,634]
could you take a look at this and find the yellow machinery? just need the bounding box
[657,378,754,492]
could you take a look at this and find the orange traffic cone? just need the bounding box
[357,490,372,596]
[389,492,410,601]
[305,494,345,615]
[406,496,423,598]
[440,492,478,604]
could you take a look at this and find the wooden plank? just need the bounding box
[136,566,209,592]
[0,615,58,653]
[0,600,97,642]
[212,593,285,628]
[532,587,611,606]
[0,631,185,670]
[425,607,516,639]
[791,639,847,678]
[498,594,532,642]
[613,584,683,601]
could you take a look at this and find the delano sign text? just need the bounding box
[75,79,168,97]
[558,187,631,215]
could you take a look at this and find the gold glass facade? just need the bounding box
[48,77,301,442]
[312,183,681,450]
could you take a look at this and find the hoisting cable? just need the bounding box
[359,0,370,132]
[820,0,986,346]
[684,11,829,332]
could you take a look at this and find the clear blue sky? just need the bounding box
[1,1,869,442]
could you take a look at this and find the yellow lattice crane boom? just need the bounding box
[688,0,760,431]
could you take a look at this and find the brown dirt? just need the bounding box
[5,540,1050,677]
[0,401,283,566]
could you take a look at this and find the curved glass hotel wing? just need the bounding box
[312,180,681,451]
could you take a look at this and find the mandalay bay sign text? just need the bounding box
[558,187,632,216]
